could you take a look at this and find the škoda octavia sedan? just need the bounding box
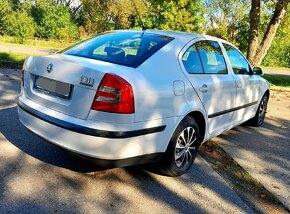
[18,30,269,176]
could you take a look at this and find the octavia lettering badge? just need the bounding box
[47,63,53,73]
[80,75,95,87]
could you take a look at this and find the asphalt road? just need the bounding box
[0,68,253,213]
[264,68,290,77]
[212,87,290,210]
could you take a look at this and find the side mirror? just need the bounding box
[253,67,264,76]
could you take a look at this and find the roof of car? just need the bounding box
[113,29,228,43]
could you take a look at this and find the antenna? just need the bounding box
[131,0,146,31]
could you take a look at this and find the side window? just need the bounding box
[182,45,203,74]
[196,41,228,74]
[223,43,252,75]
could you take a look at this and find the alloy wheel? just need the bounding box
[258,96,268,125]
[174,127,197,169]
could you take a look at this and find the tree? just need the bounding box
[108,0,148,29]
[247,0,290,66]
[143,0,205,32]
[0,0,12,34]
[79,0,148,34]
[1,11,36,42]
[31,0,79,39]
[262,6,290,67]
[205,0,249,48]
[80,0,111,34]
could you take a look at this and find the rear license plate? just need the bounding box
[33,76,72,99]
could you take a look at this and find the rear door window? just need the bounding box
[196,41,228,74]
[62,32,174,68]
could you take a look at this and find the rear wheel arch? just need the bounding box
[258,89,270,110]
[248,90,269,127]
[186,111,206,144]
[158,115,201,176]
[164,110,206,152]
[264,89,270,99]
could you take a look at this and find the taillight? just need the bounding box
[91,73,135,114]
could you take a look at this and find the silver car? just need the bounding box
[18,30,269,176]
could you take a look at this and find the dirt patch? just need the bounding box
[199,141,289,214]
[268,87,290,122]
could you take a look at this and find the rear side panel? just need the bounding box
[126,38,190,122]
[123,37,207,140]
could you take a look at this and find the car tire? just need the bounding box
[248,94,269,127]
[158,116,200,176]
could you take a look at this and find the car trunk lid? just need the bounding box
[24,55,106,120]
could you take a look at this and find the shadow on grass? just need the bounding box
[263,74,290,87]
[0,52,27,64]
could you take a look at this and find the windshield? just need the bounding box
[62,31,174,68]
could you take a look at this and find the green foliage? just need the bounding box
[80,0,148,34]
[80,0,111,34]
[7,0,21,10]
[80,0,204,33]
[262,40,290,67]
[0,0,12,16]
[0,0,12,33]
[0,0,79,40]
[235,18,250,53]
[1,11,36,43]
[109,0,148,29]
[262,7,290,67]
[32,2,79,39]
[205,0,290,67]
[142,0,205,32]
[205,0,250,46]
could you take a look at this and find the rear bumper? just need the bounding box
[17,98,169,164]
[18,100,166,139]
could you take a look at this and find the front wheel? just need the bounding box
[248,94,268,127]
[158,116,200,176]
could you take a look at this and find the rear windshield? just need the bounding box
[62,31,174,68]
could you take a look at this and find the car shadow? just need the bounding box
[0,107,106,173]
[0,106,253,213]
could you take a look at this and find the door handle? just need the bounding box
[199,84,208,93]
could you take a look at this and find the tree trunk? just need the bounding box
[251,0,289,66]
[247,0,260,63]
[247,0,290,66]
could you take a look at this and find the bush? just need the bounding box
[262,39,290,68]
[2,11,35,42]
[56,26,78,41]
[32,4,79,40]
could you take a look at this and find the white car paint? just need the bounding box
[18,30,269,165]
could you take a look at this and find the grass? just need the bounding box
[0,52,32,64]
[263,74,290,88]
[262,66,290,72]
[0,35,74,50]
